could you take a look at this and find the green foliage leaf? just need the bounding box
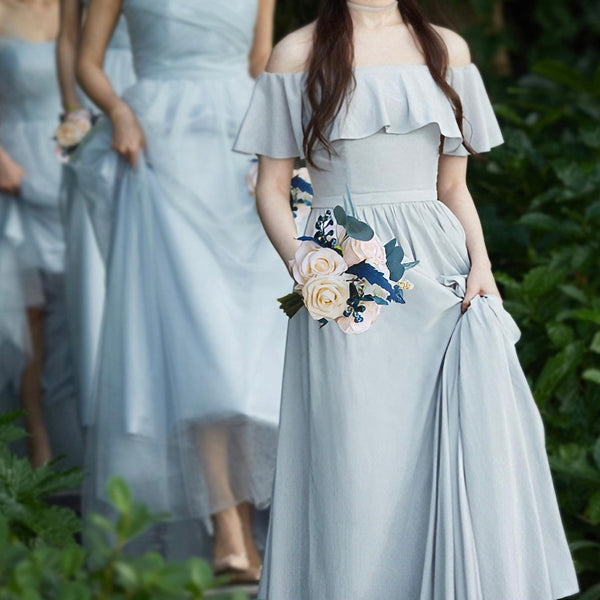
[534,342,585,404]
[333,205,347,226]
[532,59,592,92]
[586,491,600,525]
[546,322,574,348]
[590,332,600,354]
[582,369,600,385]
[107,475,133,515]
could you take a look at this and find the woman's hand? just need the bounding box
[0,149,25,195]
[109,102,146,167]
[462,264,502,313]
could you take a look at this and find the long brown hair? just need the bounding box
[304,0,471,166]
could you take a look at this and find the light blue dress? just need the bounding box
[0,37,79,465]
[0,38,72,403]
[61,5,135,427]
[80,0,289,528]
[234,65,580,599]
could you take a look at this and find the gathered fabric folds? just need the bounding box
[60,16,136,426]
[234,64,579,599]
[80,0,289,531]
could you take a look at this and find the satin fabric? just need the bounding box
[78,0,288,528]
[234,67,579,600]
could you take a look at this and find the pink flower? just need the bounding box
[336,301,381,334]
[291,241,348,287]
[342,234,387,268]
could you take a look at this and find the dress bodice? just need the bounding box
[0,38,61,122]
[122,0,257,80]
[235,64,504,202]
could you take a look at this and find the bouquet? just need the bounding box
[278,192,417,334]
[54,109,95,163]
[290,168,312,232]
[246,159,313,232]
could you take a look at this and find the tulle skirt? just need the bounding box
[76,74,289,526]
[61,44,135,426]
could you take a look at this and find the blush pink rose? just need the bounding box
[291,242,348,287]
[336,301,381,334]
[342,234,387,267]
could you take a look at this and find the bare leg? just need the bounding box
[231,501,263,583]
[21,307,51,468]
[195,425,247,569]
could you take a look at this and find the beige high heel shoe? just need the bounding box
[213,552,250,575]
[230,563,262,584]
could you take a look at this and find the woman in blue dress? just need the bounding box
[0,0,75,467]
[234,0,580,597]
[56,0,135,429]
[77,0,287,580]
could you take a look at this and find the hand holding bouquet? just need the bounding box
[279,192,417,334]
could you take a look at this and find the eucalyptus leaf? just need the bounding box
[333,205,347,226]
[389,264,405,282]
[344,216,374,241]
[401,260,419,270]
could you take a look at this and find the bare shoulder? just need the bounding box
[432,25,472,67]
[266,22,315,74]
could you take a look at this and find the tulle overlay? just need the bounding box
[234,67,579,599]
[61,22,136,426]
[78,0,288,526]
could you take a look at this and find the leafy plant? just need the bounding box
[0,412,248,600]
[470,59,600,594]
[0,410,83,548]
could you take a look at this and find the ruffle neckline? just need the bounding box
[234,63,504,159]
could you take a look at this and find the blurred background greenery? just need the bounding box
[276,0,600,596]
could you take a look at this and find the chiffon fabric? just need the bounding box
[0,38,73,410]
[79,0,288,528]
[234,65,579,599]
[60,7,135,427]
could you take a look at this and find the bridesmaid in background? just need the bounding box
[77,0,288,580]
[56,0,135,429]
[0,0,75,467]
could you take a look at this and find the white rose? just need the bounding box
[302,275,350,321]
[292,242,348,287]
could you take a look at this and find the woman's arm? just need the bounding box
[256,155,299,270]
[437,154,501,312]
[0,145,25,195]
[249,0,276,78]
[56,0,84,112]
[76,0,144,165]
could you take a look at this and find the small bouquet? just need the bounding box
[54,109,95,163]
[246,160,313,232]
[278,192,418,334]
[290,168,312,232]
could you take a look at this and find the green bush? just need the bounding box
[470,60,600,594]
[0,412,248,600]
